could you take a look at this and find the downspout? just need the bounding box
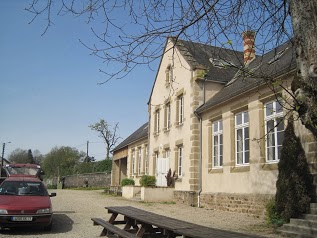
[194,74,207,208]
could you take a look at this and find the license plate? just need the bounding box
[11,216,33,222]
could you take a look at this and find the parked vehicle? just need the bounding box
[0,176,56,231]
[3,164,45,179]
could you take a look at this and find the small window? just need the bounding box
[165,102,171,130]
[165,65,173,84]
[177,95,184,125]
[155,109,160,134]
[145,145,149,175]
[212,120,223,168]
[178,146,183,177]
[132,149,136,175]
[138,147,142,175]
[165,148,170,159]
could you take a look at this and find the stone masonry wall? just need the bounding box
[174,190,198,206]
[174,191,273,218]
[63,172,111,188]
[200,193,273,218]
[45,172,111,188]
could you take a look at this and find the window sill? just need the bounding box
[230,165,250,173]
[261,162,278,171]
[208,168,223,174]
[175,123,183,128]
[163,128,170,133]
[153,132,159,137]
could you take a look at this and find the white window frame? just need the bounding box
[265,100,284,163]
[155,109,160,134]
[145,145,149,175]
[178,95,184,124]
[212,120,223,168]
[166,103,171,130]
[178,146,183,177]
[138,147,142,175]
[155,151,159,175]
[165,148,170,159]
[166,65,173,84]
[132,149,136,175]
[235,111,249,166]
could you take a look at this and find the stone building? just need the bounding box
[112,33,317,216]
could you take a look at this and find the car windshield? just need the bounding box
[5,166,40,177]
[0,181,48,196]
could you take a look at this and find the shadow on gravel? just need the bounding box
[0,213,74,235]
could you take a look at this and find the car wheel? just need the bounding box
[44,223,52,231]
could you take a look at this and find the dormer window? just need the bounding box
[209,58,234,68]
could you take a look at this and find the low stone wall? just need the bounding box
[174,190,198,206]
[141,187,174,202]
[200,193,273,218]
[122,185,141,199]
[174,191,273,218]
[44,172,111,188]
[63,172,111,188]
[105,186,122,196]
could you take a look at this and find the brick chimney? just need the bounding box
[242,30,255,64]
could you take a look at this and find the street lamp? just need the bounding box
[1,142,11,177]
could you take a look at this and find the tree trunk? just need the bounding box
[290,0,317,138]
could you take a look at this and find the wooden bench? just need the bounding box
[94,206,261,238]
[92,218,139,238]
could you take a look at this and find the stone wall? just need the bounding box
[63,172,111,188]
[44,172,111,188]
[200,193,273,218]
[174,190,198,206]
[174,191,272,218]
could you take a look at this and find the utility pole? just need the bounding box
[86,140,89,163]
[1,142,11,177]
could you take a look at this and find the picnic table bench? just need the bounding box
[92,206,262,238]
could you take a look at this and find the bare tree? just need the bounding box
[89,119,120,159]
[26,0,317,137]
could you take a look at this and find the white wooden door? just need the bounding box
[156,157,170,187]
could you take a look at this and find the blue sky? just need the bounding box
[0,1,156,161]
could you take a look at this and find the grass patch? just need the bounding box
[245,223,280,236]
[66,187,106,190]
[140,201,176,206]
[160,201,176,205]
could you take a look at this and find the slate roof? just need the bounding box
[196,40,296,113]
[170,38,244,83]
[112,122,148,152]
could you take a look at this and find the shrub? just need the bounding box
[46,184,57,189]
[165,168,178,187]
[275,117,313,222]
[121,178,135,186]
[139,175,156,187]
[266,199,284,226]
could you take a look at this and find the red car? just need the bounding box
[3,164,45,179]
[0,176,56,231]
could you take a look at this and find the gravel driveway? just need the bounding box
[0,189,279,237]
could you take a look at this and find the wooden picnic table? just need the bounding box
[92,206,263,238]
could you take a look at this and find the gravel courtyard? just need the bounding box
[0,189,279,237]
